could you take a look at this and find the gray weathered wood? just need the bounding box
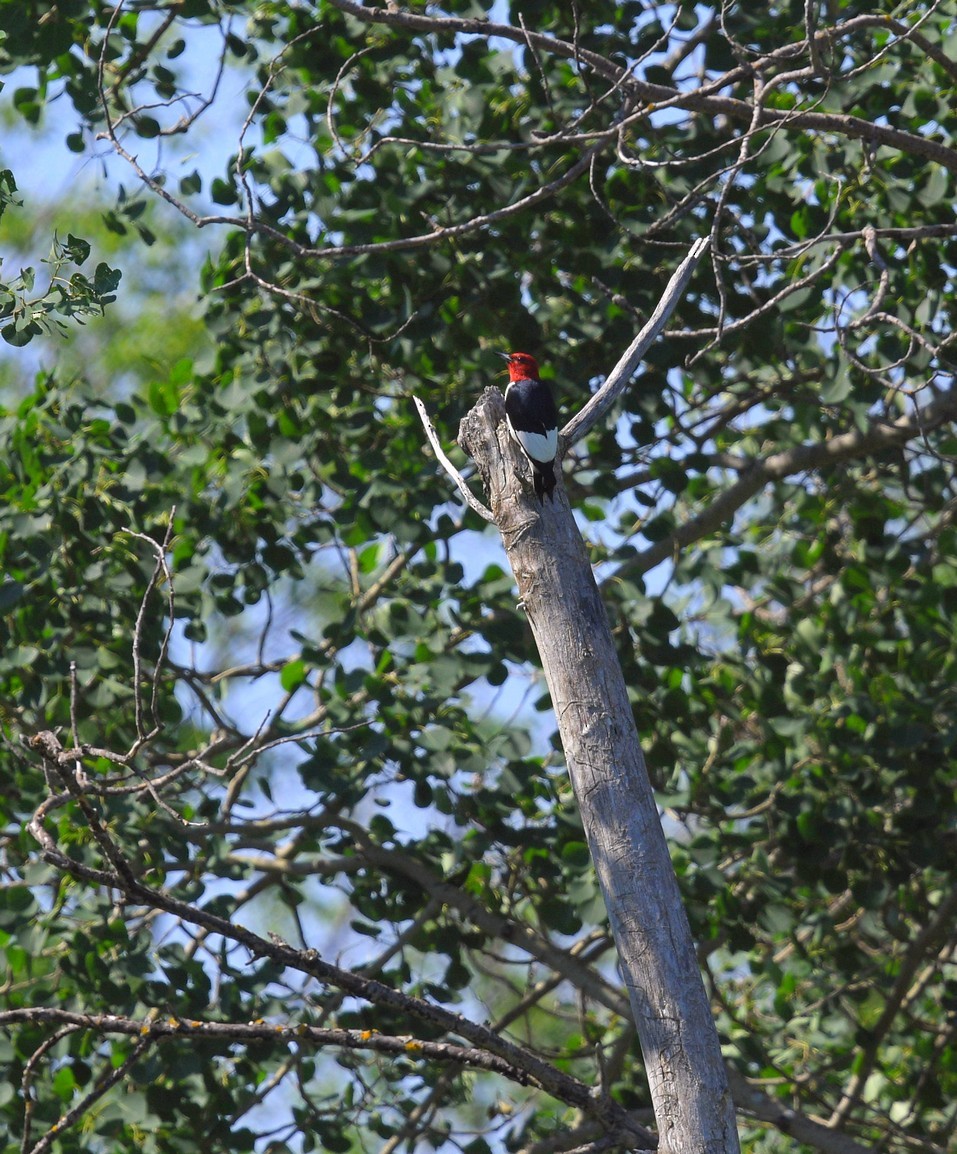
[459,389,739,1154]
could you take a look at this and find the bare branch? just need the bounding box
[27,732,138,887]
[561,236,711,447]
[413,396,495,522]
[825,8,957,87]
[2,1007,604,1098]
[122,512,176,746]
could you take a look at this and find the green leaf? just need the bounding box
[820,365,852,405]
[280,658,308,691]
[93,263,122,295]
[64,234,91,265]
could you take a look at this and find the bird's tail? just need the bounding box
[533,462,557,504]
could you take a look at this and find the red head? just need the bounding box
[499,351,540,382]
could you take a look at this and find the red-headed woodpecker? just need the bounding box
[499,351,558,504]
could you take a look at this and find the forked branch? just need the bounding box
[416,237,710,511]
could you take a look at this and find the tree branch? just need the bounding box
[25,1036,153,1154]
[725,1067,875,1154]
[24,753,654,1149]
[413,396,494,521]
[2,1007,628,1101]
[561,237,710,448]
[327,2,957,176]
[827,886,957,1128]
[625,381,957,577]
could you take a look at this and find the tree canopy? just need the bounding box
[2,2,957,1152]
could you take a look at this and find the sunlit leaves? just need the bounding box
[0,226,122,345]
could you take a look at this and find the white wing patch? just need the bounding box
[509,423,558,465]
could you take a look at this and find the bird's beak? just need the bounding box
[495,351,511,362]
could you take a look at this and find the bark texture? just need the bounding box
[459,388,739,1154]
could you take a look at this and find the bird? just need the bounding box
[499,351,559,504]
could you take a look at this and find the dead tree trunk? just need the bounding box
[459,389,739,1154]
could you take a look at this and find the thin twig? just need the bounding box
[121,513,175,744]
[25,1038,153,1154]
[621,377,957,578]
[21,1026,82,1154]
[413,396,495,522]
[68,661,80,750]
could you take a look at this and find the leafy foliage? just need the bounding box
[2,1,957,1152]
[0,170,121,346]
